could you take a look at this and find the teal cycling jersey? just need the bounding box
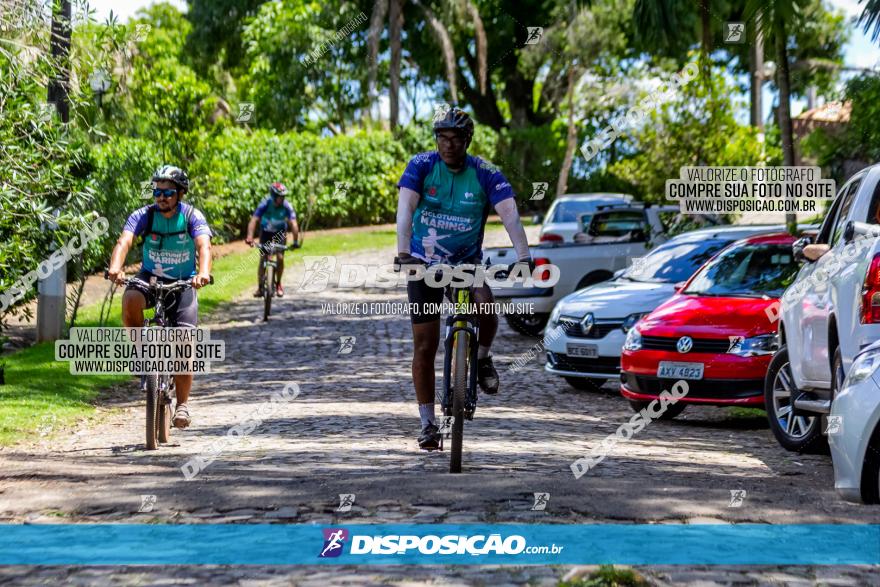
[397,152,515,264]
[254,197,296,233]
[123,203,212,279]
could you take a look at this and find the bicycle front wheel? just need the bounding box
[145,373,159,450]
[263,264,274,321]
[157,378,172,444]
[449,330,469,473]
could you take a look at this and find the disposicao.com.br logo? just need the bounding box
[318,528,563,558]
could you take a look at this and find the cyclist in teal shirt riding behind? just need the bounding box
[395,107,533,450]
[246,182,300,297]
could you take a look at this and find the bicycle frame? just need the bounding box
[441,286,480,419]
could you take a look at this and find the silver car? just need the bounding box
[538,193,633,243]
[829,339,880,503]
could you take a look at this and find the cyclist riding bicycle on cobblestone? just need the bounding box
[246,182,300,298]
[107,165,213,429]
[395,106,533,450]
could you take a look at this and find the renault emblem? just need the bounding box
[580,312,595,335]
[676,336,693,353]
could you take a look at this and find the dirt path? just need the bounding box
[1,227,878,584]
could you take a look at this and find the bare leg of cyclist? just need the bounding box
[256,258,265,296]
[473,285,500,394]
[412,319,441,449]
[275,253,284,295]
[412,320,440,404]
[121,290,146,327]
[172,374,192,428]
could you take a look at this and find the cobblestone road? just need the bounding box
[2,238,880,585]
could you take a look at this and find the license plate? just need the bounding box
[657,361,704,380]
[567,343,598,358]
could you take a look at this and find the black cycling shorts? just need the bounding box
[259,230,286,246]
[125,270,199,327]
[405,260,491,325]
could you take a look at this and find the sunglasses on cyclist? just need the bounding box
[153,188,178,199]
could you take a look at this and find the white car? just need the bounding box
[543,224,789,390]
[830,339,880,503]
[537,193,634,243]
[766,164,880,452]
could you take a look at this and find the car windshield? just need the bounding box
[683,243,798,298]
[622,238,731,283]
[550,200,619,223]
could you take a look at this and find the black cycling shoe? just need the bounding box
[253,288,264,298]
[418,423,441,451]
[477,356,499,394]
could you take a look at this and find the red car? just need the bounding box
[620,233,801,419]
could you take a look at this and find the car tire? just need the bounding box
[503,312,549,338]
[860,429,880,504]
[564,376,606,391]
[627,400,687,420]
[764,346,826,453]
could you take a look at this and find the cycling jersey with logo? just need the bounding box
[123,203,212,279]
[254,197,297,233]
[397,151,514,264]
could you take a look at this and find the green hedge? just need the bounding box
[193,128,408,239]
[87,128,409,245]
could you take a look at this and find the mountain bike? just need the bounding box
[395,258,481,473]
[105,272,212,450]
[254,242,298,321]
[440,270,481,473]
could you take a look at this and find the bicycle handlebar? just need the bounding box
[104,271,213,290]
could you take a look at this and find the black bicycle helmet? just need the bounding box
[433,106,474,140]
[152,165,189,192]
[269,182,288,198]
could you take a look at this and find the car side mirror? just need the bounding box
[630,228,647,242]
[673,281,686,292]
[792,236,813,263]
[843,220,854,244]
[531,214,544,225]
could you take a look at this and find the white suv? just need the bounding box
[766,164,880,452]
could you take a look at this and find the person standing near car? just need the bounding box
[246,182,300,297]
[107,165,212,429]
[395,107,533,450]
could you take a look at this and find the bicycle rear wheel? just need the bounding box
[449,330,469,473]
[145,373,159,450]
[263,264,274,321]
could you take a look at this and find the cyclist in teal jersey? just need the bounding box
[107,165,213,429]
[246,182,300,297]
[395,107,533,450]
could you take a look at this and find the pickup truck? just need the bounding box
[486,204,680,336]
[766,163,880,452]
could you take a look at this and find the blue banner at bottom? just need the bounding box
[2,524,879,565]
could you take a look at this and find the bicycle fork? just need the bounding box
[440,315,480,448]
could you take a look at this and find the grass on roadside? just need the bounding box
[0,227,397,446]
[559,565,649,587]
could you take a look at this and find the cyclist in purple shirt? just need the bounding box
[107,165,212,429]
[396,108,533,450]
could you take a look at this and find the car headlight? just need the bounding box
[727,334,778,357]
[623,328,642,352]
[845,348,880,388]
[622,313,646,333]
[549,304,563,327]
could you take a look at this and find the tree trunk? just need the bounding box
[47,0,71,123]
[389,0,403,129]
[420,3,458,103]
[556,67,577,197]
[749,14,764,129]
[774,17,797,234]
[366,0,389,120]
[699,0,711,80]
[462,0,487,95]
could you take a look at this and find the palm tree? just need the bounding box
[365,0,487,128]
[746,0,808,234]
[857,0,880,41]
